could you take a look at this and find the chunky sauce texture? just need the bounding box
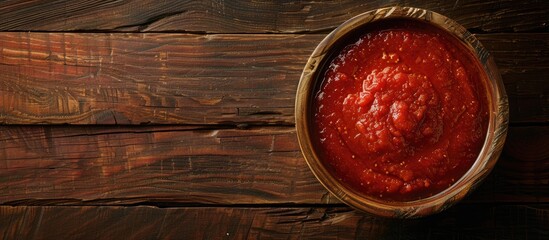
[312,20,489,201]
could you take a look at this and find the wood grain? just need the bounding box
[0,1,545,238]
[0,33,547,124]
[1,205,548,239]
[0,125,547,205]
[0,0,547,33]
[0,125,323,205]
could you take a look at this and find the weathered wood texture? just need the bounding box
[0,0,547,33]
[0,125,320,205]
[0,125,546,205]
[1,205,548,239]
[0,1,546,239]
[1,33,547,124]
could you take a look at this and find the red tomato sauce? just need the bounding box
[312,19,489,201]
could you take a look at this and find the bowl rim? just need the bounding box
[295,6,509,218]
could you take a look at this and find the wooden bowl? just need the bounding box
[295,6,509,218]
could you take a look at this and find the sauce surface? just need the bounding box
[312,20,489,201]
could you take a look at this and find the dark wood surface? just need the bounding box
[0,33,547,125]
[0,125,547,206]
[0,1,548,239]
[0,0,547,33]
[1,205,548,239]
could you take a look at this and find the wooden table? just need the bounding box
[0,1,547,239]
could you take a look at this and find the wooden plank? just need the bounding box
[0,125,325,205]
[0,125,547,205]
[0,33,547,124]
[0,33,309,125]
[0,0,547,33]
[0,205,548,239]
